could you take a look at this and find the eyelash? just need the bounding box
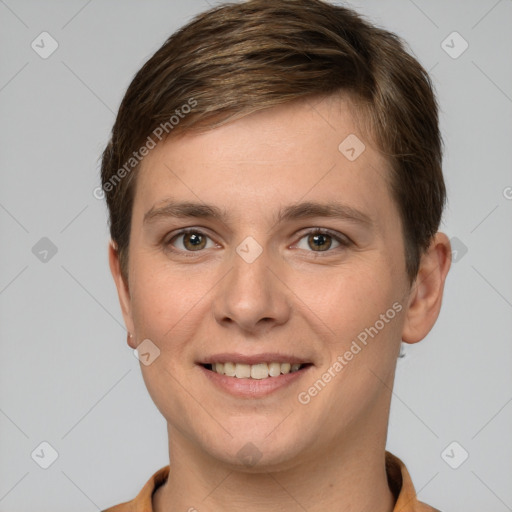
[164,227,352,257]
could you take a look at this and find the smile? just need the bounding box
[203,362,309,379]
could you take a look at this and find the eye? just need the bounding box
[164,227,350,255]
[167,229,216,252]
[294,229,349,252]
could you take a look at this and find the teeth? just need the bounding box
[281,363,291,374]
[268,362,281,377]
[251,363,268,379]
[207,362,306,379]
[235,363,251,379]
[223,362,236,377]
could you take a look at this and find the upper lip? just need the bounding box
[198,353,312,365]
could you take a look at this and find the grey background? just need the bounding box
[1,0,511,510]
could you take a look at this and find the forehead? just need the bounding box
[133,96,396,226]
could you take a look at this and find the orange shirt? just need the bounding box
[102,451,440,512]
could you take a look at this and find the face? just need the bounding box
[111,96,419,470]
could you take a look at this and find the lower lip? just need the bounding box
[198,365,311,398]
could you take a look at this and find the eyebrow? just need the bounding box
[143,199,373,228]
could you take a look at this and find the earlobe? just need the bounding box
[401,232,452,344]
[108,241,136,347]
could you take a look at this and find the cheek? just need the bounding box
[297,267,404,415]
[292,259,396,331]
[130,263,206,422]
[291,257,405,390]
[128,264,186,357]
[130,254,203,325]
[128,256,225,381]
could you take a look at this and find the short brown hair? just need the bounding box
[100,0,445,284]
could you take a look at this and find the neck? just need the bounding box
[153,419,395,512]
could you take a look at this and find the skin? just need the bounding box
[109,95,451,512]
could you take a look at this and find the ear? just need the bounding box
[402,232,452,344]
[108,241,137,349]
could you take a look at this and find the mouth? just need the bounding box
[197,353,314,397]
[201,362,312,380]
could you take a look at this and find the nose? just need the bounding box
[212,243,291,335]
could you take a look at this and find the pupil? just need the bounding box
[310,234,331,251]
[185,233,205,250]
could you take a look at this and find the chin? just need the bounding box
[193,418,315,472]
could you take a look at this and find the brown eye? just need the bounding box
[295,229,348,253]
[308,233,332,251]
[168,230,214,252]
[182,232,206,251]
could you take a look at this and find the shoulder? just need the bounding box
[101,465,170,512]
[386,451,442,512]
